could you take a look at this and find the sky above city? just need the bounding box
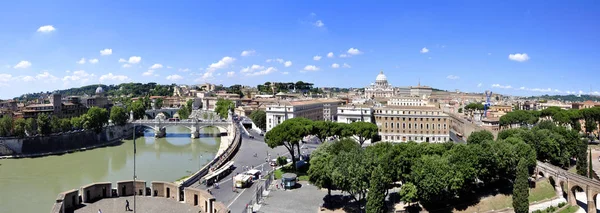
[0,0,599,99]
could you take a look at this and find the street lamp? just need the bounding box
[133,123,137,213]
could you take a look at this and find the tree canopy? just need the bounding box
[110,106,129,126]
[215,98,234,119]
[467,130,494,144]
[350,121,378,146]
[265,117,313,171]
[249,110,266,130]
[82,107,109,133]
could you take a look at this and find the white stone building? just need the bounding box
[265,99,342,131]
[337,105,374,124]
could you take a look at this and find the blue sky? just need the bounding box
[1,0,599,99]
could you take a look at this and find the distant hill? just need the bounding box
[15,83,174,101]
[523,94,600,102]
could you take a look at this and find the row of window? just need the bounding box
[379,117,447,122]
[383,122,447,130]
[382,135,448,142]
[375,110,442,115]
[382,130,447,134]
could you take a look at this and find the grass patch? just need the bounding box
[558,205,579,213]
[454,179,556,213]
[529,179,557,203]
[568,166,577,174]
[274,164,309,181]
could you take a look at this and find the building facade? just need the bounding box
[337,106,374,124]
[388,97,431,107]
[364,71,395,98]
[374,106,450,143]
[265,100,342,131]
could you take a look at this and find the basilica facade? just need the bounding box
[364,71,395,98]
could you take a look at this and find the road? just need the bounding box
[191,122,319,213]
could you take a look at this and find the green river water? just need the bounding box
[0,126,220,213]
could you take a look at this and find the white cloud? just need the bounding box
[208,56,235,71]
[282,72,289,75]
[0,74,12,82]
[517,87,553,93]
[303,65,320,72]
[491,84,512,89]
[118,58,127,63]
[247,67,277,76]
[240,50,256,57]
[142,70,155,76]
[266,58,285,63]
[508,53,529,62]
[167,66,173,69]
[420,47,429,53]
[22,76,35,82]
[150,64,163,69]
[313,55,322,61]
[36,71,58,82]
[447,75,459,80]
[241,64,265,73]
[331,63,340,69]
[62,70,95,85]
[201,72,213,80]
[314,20,324,27]
[339,54,349,58]
[179,68,190,72]
[327,52,334,58]
[99,73,129,82]
[122,64,132,68]
[76,58,86,64]
[166,74,183,81]
[13,60,32,69]
[284,61,292,67]
[227,71,235,77]
[477,83,482,87]
[128,56,142,64]
[37,25,56,33]
[88,58,99,64]
[343,63,351,68]
[100,49,112,56]
[347,48,362,55]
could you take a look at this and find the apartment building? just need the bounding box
[337,105,374,124]
[374,105,450,143]
[388,97,431,107]
[265,99,342,131]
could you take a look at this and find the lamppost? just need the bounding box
[133,123,137,213]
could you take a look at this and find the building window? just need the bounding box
[403,123,406,128]
[444,124,447,129]
[420,124,423,129]
[426,124,429,129]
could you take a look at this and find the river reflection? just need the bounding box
[0,126,220,213]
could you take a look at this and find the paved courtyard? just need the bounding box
[258,181,328,213]
[73,196,202,213]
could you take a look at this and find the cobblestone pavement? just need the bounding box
[258,181,327,213]
[73,196,202,213]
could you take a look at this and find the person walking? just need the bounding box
[98,209,102,213]
[126,199,132,211]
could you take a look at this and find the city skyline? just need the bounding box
[1,0,599,99]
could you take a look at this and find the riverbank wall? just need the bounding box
[51,180,230,213]
[0,124,134,158]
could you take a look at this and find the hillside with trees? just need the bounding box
[14,83,174,100]
[523,94,600,102]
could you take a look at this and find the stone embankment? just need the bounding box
[51,180,230,213]
[0,124,134,159]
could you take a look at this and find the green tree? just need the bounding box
[512,159,529,213]
[467,130,494,144]
[366,165,388,213]
[398,182,418,207]
[308,142,335,197]
[215,98,234,119]
[110,106,129,126]
[312,120,336,142]
[83,107,109,133]
[332,122,353,139]
[177,106,190,119]
[186,99,194,112]
[60,118,72,132]
[458,108,463,113]
[128,101,146,120]
[577,139,588,176]
[37,113,51,135]
[265,118,313,171]
[464,103,485,111]
[13,118,27,137]
[332,149,372,211]
[249,110,267,130]
[71,116,83,129]
[0,116,12,137]
[50,116,61,133]
[350,121,378,146]
[154,98,163,109]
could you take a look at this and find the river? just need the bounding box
[0,126,220,213]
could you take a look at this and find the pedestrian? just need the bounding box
[98,209,102,213]
[125,199,132,211]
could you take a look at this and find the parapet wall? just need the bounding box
[51,180,230,213]
[1,124,133,158]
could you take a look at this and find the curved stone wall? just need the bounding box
[51,180,230,213]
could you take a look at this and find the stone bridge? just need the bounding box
[536,161,600,212]
[133,120,233,138]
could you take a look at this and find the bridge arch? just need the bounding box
[196,125,228,134]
